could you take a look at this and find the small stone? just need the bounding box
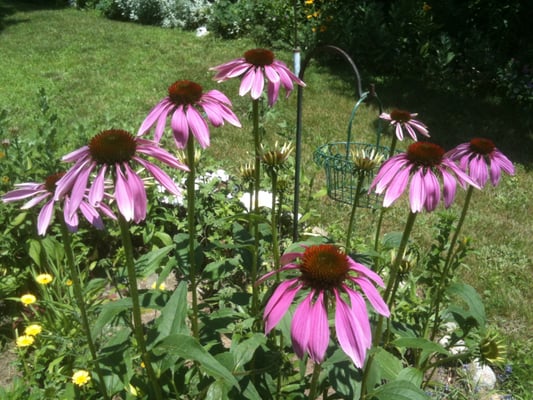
[468,360,497,392]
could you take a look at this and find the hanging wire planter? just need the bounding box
[313,86,391,208]
[292,45,394,240]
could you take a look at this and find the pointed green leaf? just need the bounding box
[152,281,189,345]
[370,380,430,400]
[231,333,267,371]
[372,347,403,380]
[91,297,132,338]
[446,283,486,327]
[154,334,238,388]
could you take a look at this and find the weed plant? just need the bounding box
[0,3,532,399]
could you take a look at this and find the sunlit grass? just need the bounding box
[1,2,532,394]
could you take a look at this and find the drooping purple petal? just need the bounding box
[264,279,302,334]
[89,164,106,206]
[291,293,313,359]
[170,106,189,148]
[307,291,330,363]
[351,278,390,317]
[334,290,367,368]
[345,288,372,349]
[37,198,55,236]
[114,165,134,221]
[124,164,147,223]
[441,168,457,208]
[409,168,426,213]
[20,192,50,210]
[383,166,410,207]
[423,170,440,212]
[186,106,210,148]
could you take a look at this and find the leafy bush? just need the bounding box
[208,0,294,48]
[98,0,211,28]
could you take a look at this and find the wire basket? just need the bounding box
[313,91,391,208]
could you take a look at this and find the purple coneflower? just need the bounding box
[2,172,112,235]
[370,141,479,212]
[445,138,514,187]
[138,80,241,149]
[210,48,305,106]
[55,129,187,224]
[258,243,389,367]
[380,109,429,141]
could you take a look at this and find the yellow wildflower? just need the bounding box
[35,273,53,285]
[72,370,91,387]
[16,335,35,347]
[423,2,431,12]
[66,279,73,286]
[20,294,36,305]
[305,0,314,4]
[151,281,166,291]
[24,324,43,336]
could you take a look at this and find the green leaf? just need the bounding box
[206,380,229,400]
[446,282,486,327]
[154,334,239,388]
[372,347,403,380]
[231,333,267,372]
[397,367,424,388]
[151,281,189,345]
[135,245,173,276]
[392,337,448,355]
[91,297,132,338]
[370,380,430,400]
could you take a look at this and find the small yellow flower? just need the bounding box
[422,2,432,12]
[72,370,91,387]
[305,0,314,4]
[66,279,73,286]
[24,324,43,336]
[0,151,5,159]
[20,294,37,306]
[1,176,9,184]
[151,281,166,291]
[16,335,35,347]
[35,273,53,285]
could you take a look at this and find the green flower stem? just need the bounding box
[117,215,163,400]
[423,350,473,389]
[345,172,365,254]
[251,98,261,315]
[58,219,110,400]
[270,171,280,276]
[429,186,474,341]
[186,136,200,339]
[361,211,417,399]
[388,136,398,159]
[308,362,322,400]
[383,211,417,308]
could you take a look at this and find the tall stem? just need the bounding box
[308,362,322,400]
[429,186,474,341]
[270,172,280,274]
[59,219,110,400]
[118,215,163,400]
[361,211,417,399]
[186,136,199,339]
[251,99,261,315]
[345,172,364,254]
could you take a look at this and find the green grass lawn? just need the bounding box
[1,1,533,395]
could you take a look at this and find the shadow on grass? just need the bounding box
[0,0,68,31]
[309,55,532,167]
[376,78,533,168]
